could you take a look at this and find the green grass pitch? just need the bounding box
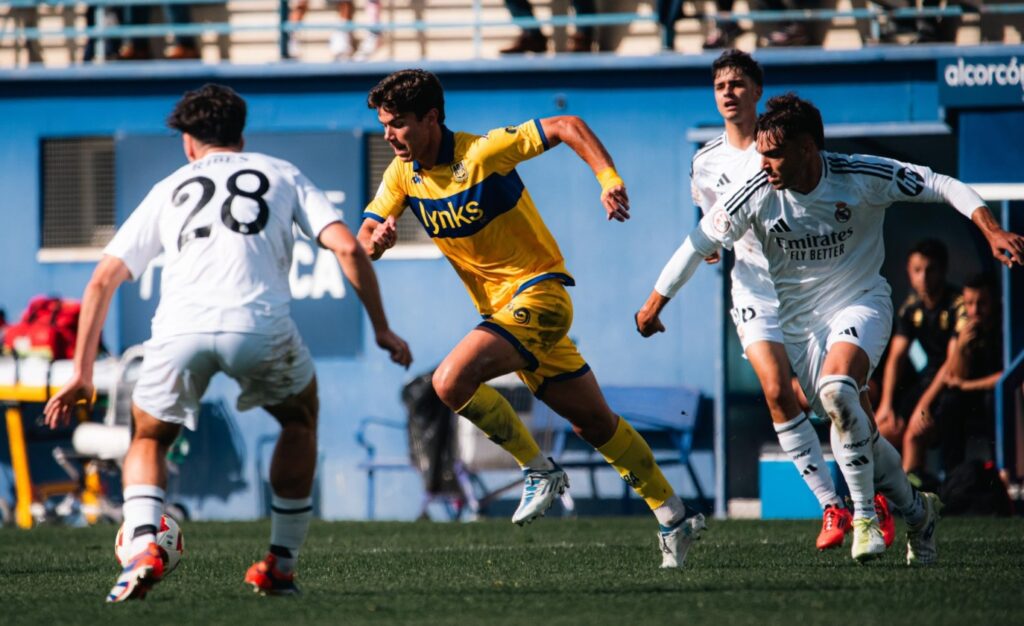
[2,517,1022,625]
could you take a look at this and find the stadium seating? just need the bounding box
[356,382,706,520]
[4,0,1024,67]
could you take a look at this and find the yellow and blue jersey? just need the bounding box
[363,119,573,316]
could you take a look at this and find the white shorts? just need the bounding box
[785,291,893,417]
[730,297,784,351]
[132,324,315,430]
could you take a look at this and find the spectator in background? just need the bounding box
[83,5,123,62]
[903,273,1003,480]
[658,0,817,51]
[288,0,381,61]
[117,3,200,60]
[876,0,957,44]
[499,0,596,54]
[658,0,741,50]
[162,3,200,59]
[876,239,963,449]
[9,4,44,63]
[760,0,817,47]
[702,0,743,49]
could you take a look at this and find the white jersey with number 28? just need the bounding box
[104,151,341,340]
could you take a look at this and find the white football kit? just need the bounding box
[690,133,780,349]
[104,151,342,428]
[659,151,982,409]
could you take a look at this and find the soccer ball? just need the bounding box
[115,514,185,575]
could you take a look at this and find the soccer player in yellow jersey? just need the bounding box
[359,69,705,568]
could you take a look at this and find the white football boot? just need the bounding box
[511,459,568,526]
[659,513,706,568]
[851,516,886,563]
[907,491,943,566]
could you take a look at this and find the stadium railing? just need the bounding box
[4,0,1024,63]
[355,384,706,520]
[531,385,708,513]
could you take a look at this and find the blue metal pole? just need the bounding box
[714,214,727,519]
[94,5,107,63]
[995,199,1013,471]
[279,0,288,60]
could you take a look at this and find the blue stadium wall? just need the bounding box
[1,45,1021,520]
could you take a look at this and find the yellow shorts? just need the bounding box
[478,279,589,395]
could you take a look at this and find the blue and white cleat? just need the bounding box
[512,458,569,526]
[107,542,164,603]
[659,513,706,568]
[907,491,943,566]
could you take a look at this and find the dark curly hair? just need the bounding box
[712,49,763,87]
[367,69,445,123]
[756,93,824,150]
[964,272,997,295]
[166,83,246,147]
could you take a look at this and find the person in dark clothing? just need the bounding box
[876,239,963,448]
[499,0,597,54]
[902,272,1003,475]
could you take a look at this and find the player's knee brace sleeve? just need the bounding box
[816,375,862,433]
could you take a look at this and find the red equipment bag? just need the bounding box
[2,295,81,360]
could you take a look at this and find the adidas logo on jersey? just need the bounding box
[838,326,859,338]
[768,218,792,233]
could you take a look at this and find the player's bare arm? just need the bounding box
[875,333,911,431]
[321,222,412,368]
[909,336,959,429]
[357,215,398,260]
[539,115,630,222]
[636,222,724,337]
[44,255,131,429]
[635,291,669,337]
[970,206,1024,267]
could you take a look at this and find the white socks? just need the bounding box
[820,375,875,520]
[123,484,165,556]
[270,494,314,574]
[774,413,841,509]
[523,453,554,471]
[653,493,687,528]
[871,432,926,526]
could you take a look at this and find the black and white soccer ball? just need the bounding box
[114,514,184,575]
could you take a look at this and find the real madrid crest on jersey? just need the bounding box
[712,209,732,234]
[834,201,851,223]
[451,160,468,183]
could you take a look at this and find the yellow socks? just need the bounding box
[457,385,542,467]
[597,417,675,510]
[457,390,676,511]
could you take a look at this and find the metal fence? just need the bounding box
[3,0,1024,63]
